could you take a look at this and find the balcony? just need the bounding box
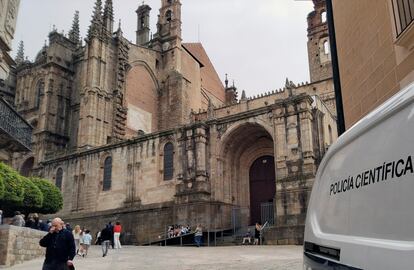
[392,0,414,48]
[0,97,33,152]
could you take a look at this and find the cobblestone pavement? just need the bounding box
[8,245,303,270]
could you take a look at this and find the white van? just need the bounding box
[304,82,414,270]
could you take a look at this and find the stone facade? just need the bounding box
[0,0,20,81]
[333,0,414,128]
[10,0,335,244]
[0,225,46,267]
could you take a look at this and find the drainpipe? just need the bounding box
[326,0,346,135]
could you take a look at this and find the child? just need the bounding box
[81,230,92,257]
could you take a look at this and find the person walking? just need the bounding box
[100,225,112,257]
[39,217,76,270]
[113,222,122,249]
[194,224,203,247]
[80,230,92,257]
[0,210,3,225]
[254,222,262,245]
[108,222,115,249]
[11,211,25,227]
[72,225,82,255]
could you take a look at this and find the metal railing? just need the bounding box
[0,98,32,151]
[392,0,414,37]
[260,202,275,226]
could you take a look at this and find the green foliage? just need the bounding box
[0,174,4,200]
[0,162,24,206]
[30,177,63,214]
[21,176,43,210]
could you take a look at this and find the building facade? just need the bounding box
[333,0,414,128]
[0,0,20,104]
[12,0,335,244]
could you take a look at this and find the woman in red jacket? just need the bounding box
[113,222,122,249]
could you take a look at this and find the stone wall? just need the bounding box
[0,225,46,267]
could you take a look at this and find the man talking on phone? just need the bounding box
[39,217,76,270]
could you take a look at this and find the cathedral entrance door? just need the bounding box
[249,155,275,225]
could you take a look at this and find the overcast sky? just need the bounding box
[12,0,313,97]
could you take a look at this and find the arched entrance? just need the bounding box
[218,122,275,227]
[20,157,34,177]
[249,156,276,225]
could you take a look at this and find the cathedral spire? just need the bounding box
[103,0,114,34]
[15,41,24,65]
[68,11,80,45]
[87,0,103,40]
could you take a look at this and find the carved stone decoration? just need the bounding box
[216,123,228,139]
[5,0,18,38]
[112,33,130,140]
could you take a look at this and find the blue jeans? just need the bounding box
[195,235,202,246]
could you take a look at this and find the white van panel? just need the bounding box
[304,82,414,270]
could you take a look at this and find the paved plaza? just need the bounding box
[8,245,303,270]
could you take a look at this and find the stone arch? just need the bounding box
[20,157,34,177]
[125,61,159,137]
[219,118,274,145]
[217,121,276,226]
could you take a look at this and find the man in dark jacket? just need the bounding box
[100,225,112,257]
[39,218,76,270]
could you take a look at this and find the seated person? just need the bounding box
[242,229,252,244]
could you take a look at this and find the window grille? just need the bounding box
[163,143,174,180]
[103,157,112,191]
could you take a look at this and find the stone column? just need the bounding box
[298,99,316,174]
[186,129,195,180]
[176,130,185,181]
[273,107,288,180]
[195,127,208,181]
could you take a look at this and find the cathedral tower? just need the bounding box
[152,0,182,50]
[136,4,151,46]
[78,0,121,149]
[307,0,332,82]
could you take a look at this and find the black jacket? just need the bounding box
[39,228,76,263]
[100,227,112,241]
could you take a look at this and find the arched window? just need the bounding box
[323,40,330,55]
[163,143,174,180]
[56,168,63,190]
[35,80,44,109]
[166,10,172,22]
[321,11,327,23]
[103,157,112,191]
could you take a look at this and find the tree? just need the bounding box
[30,177,63,214]
[0,162,24,206]
[0,174,5,200]
[21,176,43,211]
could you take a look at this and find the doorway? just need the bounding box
[249,155,275,225]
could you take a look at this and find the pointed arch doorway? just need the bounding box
[249,155,276,225]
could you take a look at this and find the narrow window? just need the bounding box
[321,11,327,23]
[166,10,172,22]
[35,80,44,109]
[103,157,112,191]
[323,40,330,55]
[56,168,63,190]
[163,143,174,180]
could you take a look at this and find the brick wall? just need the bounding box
[0,225,46,267]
